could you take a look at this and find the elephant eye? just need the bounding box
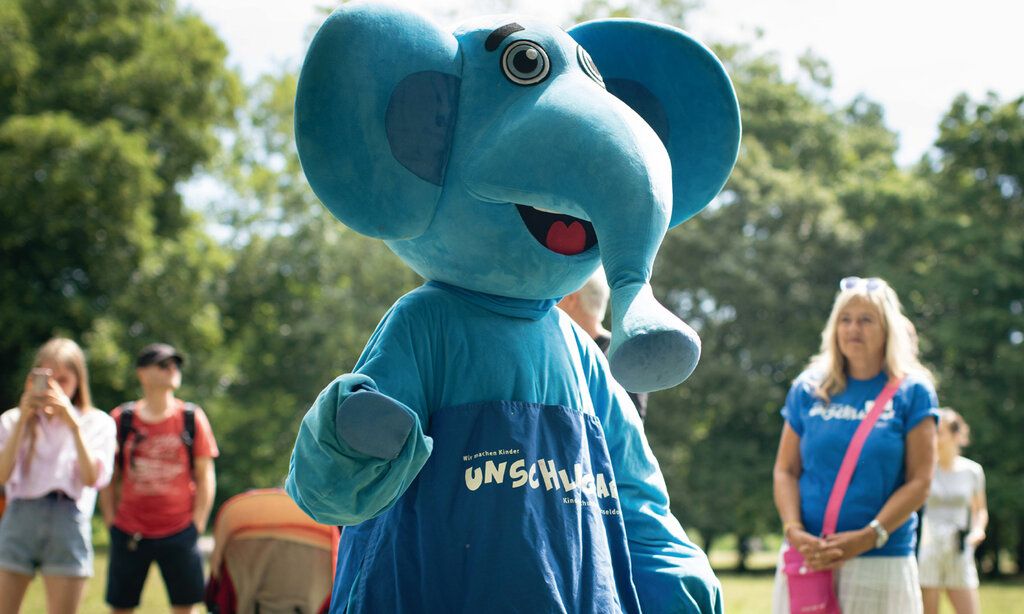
[501,40,550,86]
[577,46,605,87]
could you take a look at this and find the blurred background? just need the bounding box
[2,0,1021,610]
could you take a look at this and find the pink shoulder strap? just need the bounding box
[821,378,902,536]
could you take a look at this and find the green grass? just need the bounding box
[718,573,1024,614]
[23,550,172,613]
[20,550,1024,613]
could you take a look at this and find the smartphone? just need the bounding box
[31,368,52,393]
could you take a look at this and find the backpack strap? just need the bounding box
[182,403,197,473]
[116,402,137,473]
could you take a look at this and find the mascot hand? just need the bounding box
[286,375,432,526]
[335,388,416,460]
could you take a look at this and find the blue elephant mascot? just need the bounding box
[286,2,740,612]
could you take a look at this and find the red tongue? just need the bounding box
[545,221,586,255]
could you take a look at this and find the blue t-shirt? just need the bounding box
[782,370,939,557]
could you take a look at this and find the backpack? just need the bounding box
[116,401,197,474]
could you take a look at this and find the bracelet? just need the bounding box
[783,521,804,535]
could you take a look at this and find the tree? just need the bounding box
[206,72,420,499]
[857,94,1024,574]
[0,0,240,408]
[646,44,910,565]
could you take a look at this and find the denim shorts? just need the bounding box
[0,493,93,577]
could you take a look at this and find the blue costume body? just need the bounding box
[284,2,741,611]
[290,283,718,612]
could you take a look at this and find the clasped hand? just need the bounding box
[789,527,874,571]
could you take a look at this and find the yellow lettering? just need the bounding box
[537,459,559,491]
[484,460,507,484]
[510,459,528,488]
[465,466,483,491]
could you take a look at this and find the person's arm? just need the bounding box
[99,411,121,527]
[192,456,216,533]
[0,411,33,484]
[0,380,41,483]
[773,423,836,564]
[69,421,100,487]
[772,423,803,529]
[821,418,936,565]
[99,480,118,527]
[968,466,988,547]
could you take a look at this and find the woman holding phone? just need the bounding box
[0,338,117,613]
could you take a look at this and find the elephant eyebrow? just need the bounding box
[485,23,525,52]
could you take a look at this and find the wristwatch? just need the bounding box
[868,519,889,548]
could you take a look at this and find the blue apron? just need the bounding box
[333,399,642,613]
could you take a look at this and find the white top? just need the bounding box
[0,406,117,515]
[921,456,985,544]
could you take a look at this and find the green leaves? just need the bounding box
[0,0,239,410]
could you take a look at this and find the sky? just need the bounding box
[181,0,1023,167]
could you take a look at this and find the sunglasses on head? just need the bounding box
[839,276,883,292]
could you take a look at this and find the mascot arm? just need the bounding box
[286,305,434,526]
[583,348,723,614]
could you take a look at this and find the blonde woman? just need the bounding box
[772,277,939,614]
[919,409,987,614]
[0,338,117,613]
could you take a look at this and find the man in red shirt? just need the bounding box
[99,343,218,614]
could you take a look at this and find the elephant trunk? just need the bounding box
[606,279,700,393]
[589,181,701,394]
[579,100,701,393]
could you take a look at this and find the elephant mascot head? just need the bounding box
[295,1,741,392]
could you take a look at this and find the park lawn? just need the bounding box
[21,551,1024,613]
[23,551,170,613]
[716,573,1024,613]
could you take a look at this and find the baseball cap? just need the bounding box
[135,343,185,368]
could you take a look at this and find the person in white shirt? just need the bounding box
[0,338,117,613]
[919,408,988,614]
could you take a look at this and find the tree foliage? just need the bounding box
[647,44,899,555]
[0,0,240,408]
[580,0,1020,574]
[206,72,420,497]
[864,94,1024,570]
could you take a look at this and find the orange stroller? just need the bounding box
[205,489,338,614]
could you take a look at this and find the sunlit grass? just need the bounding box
[23,550,171,613]
[19,547,1023,614]
[717,573,1024,614]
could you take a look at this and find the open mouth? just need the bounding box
[515,205,597,256]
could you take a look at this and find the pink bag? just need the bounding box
[784,380,901,614]
[783,546,840,614]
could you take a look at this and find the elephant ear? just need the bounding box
[295,3,461,239]
[569,20,740,228]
